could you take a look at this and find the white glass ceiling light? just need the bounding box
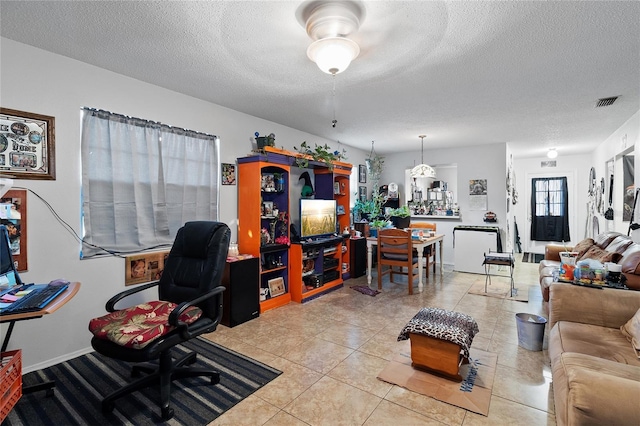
[299,1,364,75]
[411,135,436,178]
[547,148,558,159]
[307,37,360,75]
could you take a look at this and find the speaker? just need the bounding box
[221,257,260,327]
[350,237,367,278]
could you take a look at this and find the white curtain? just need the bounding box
[81,108,219,258]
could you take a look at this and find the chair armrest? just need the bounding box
[169,286,226,338]
[548,283,640,329]
[545,244,574,261]
[105,281,160,312]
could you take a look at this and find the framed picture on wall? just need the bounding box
[0,189,27,271]
[221,163,236,185]
[0,108,56,180]
[125,250,170,286]
[358,186,367,202]
[358,164,367,183]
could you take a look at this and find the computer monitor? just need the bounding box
[0,224,22,289]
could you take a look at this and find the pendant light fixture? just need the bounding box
[411,135,436,178]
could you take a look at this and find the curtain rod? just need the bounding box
[82,107,218,140]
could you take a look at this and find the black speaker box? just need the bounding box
[221,257,260,327]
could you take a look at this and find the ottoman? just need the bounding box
[398,307,479,381]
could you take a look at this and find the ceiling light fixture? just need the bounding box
[547,148,558,159]
[299,1,364,75]
[411,135,436,178]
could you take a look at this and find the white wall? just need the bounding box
[0,38,368,371]
[592,111,639,238]
[380,143,508,265]
[512,154,590,253]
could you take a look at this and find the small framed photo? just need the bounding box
[221,163,236,185]
[262,201,274,217]
[261,173,275,191]
[358,164,367,183]
[334,181,340,195]
[337,204,345,215]
[358,185,367,202]
[268,277,286,297]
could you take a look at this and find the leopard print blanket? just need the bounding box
[398,307,479,359]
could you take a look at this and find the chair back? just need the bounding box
[378,228,413,262]
[410,222,436,231]
[158,221,230,320]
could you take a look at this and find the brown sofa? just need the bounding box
[539,232,640,302]
[548,283,640,425]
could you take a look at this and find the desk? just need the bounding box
[1,282,81,394]
[367,234,444,292]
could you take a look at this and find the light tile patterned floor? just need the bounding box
[205,255,556,425]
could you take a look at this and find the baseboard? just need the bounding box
[23,346,94,374]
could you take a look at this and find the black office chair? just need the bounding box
[89,221,230,420]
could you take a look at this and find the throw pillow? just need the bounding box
[579,245,622,264]
[621,308,640,358]
[573,238,595,259]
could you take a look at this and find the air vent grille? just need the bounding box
[595,96,618,108]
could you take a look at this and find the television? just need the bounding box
[300,199,337,239]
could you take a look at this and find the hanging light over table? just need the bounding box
[411,135,436,178]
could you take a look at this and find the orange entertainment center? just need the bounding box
[237,147,352,313]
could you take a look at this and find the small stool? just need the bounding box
[398,307,479,381]
[483,251,515,296]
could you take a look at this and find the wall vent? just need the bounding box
[541,161,556,168]
[595,96,619,108]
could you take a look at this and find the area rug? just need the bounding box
[377,345,498,416]
[4,337,282,425]
[351,285,381,296]
[521,252,544,263]
[467,277,529,302]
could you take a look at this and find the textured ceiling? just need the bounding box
[1,1,639,158]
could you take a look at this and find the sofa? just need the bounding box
[548,283,640,425]
[539,232,640,302]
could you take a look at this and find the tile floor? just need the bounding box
[204,256,556,425]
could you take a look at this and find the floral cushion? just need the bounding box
[89,300,202,349]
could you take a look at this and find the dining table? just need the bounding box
[366,233,445,292]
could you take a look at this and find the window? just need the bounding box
[81,108,220,258]
[530,177,570,242]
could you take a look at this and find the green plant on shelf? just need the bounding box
[293,141,347,171]
[387,205,411,218]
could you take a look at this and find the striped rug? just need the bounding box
[4,337,281,425]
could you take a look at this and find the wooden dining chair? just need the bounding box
[409,222,437,276]
[377,228,421,295]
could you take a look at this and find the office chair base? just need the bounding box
[102,350,220,420]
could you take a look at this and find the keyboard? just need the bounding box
[1,283,69,314]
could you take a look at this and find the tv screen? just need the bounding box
[300,199,337,239]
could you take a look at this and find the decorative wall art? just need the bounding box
[125,250,170,286]
[0,189,27,271]
[358,164,367,183]
[469,179,488,211]
[268,277,285,297]
[0,108,56,180]
[221,163,236,185]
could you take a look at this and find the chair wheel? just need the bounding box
[102,400,115,414]
[161,407,174,420]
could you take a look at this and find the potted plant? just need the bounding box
[293,141,347,171]
[369,219,391,237]
[255,132,275,150]
[388,205,411,229]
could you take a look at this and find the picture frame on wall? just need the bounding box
[221,163,236,185]
[0,108,56,180]
[358,164,367,183]
[125,250,170,286]
[0,189,27,271]
[358,185,367,202]
[268,277,286,297]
